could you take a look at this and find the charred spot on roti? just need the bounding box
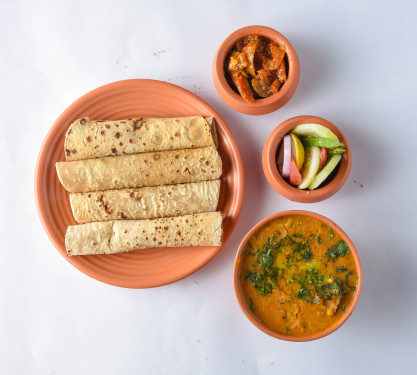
[133,119,144,131]
[205,161,209,165]
[86,136,92,142]
[153,154,160,161]
[71,149,76,154]
[80,118,87,125]
[111,148,117,153]
[129,192,134,198]
[175,155,179,159]
[67,128,72,135]
[115,132,121,138]
[105,124,111,129]
[129,138,133,143]
[184,167,191,175]
[65,149,71,156]
[119,142,123,146]
[101,131,105,135]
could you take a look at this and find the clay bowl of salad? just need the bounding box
[262,116,352,203]
[212,25,300,115]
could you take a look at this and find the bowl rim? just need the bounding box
[212,25,300,115]
[262,115,352,202]
[233,210,362,342]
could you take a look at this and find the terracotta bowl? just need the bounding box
[233,210,362,342]
[212,25,300,115]
[262,115,352,202]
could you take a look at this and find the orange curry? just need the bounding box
[226,34,288,102]
[238,215,357,336]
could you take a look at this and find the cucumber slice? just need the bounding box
[292,123,339,142]
[308,154,342,190]
[328,147,347,155]
[300,137,344,148]
[298,146,321,190]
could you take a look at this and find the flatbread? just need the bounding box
[56,146,222,193]
[65,212,223,256]
[70,180,221,223]
[64,116,217,161]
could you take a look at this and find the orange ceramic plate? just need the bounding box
[35,79,244,288]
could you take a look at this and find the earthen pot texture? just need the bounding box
[233,210,362,341]
[262,115,352,202]
[213,25,300,115]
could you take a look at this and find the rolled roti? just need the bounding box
[64,116,218,161]
[70,180,221,223]
[65,212,223,256]
[56,146,222,193]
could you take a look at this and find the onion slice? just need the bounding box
[281,135,291,178]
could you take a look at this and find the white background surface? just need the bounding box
[1,0,416,373]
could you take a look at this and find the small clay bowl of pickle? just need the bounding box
[213,25,300,115]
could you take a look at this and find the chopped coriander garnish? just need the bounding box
[249,298,254,312]
[328,241,350,259]
[328,227,334,241]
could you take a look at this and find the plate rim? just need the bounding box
[34,78,245,288]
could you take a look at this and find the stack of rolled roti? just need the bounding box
[56,116,223,256]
